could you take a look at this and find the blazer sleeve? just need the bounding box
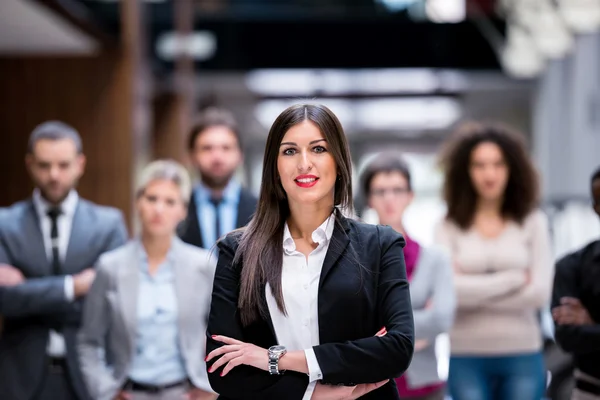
[0,276,74,317]
[0,214,73,317]
[412,249,456,341]
[205,237,310,400]
[77,258,121,400]
[0,209,127,320]
[312,226,415,385]
[552,252,600,354]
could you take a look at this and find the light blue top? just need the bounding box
[128,242,187,385]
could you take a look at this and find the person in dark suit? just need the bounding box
[179,107,258,250]
[0,121,128,400]
[204,104,415,400]
[551,166,600,400]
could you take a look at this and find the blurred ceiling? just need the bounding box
[72,0,505,72]
[191,68,533,148]
[0,0,99,55]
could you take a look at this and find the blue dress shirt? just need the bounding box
[194,180,241,250]
[128,242,187,385]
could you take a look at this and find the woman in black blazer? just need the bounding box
[205,103,415,400]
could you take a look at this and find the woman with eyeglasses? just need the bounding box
[361,153,455,400]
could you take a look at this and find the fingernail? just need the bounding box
[211,335,217,338]
[220,371,224,377]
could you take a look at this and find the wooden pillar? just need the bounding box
[0,0,152,232]
[152,0,196,165]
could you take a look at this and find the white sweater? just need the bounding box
[434,210,554,355]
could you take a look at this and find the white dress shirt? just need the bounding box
[32,189,79,357]
[266,213,335,400]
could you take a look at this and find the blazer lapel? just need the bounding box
[64,201,93,274]
[172,238,194,350]
[179,192,204,248]
[235,188,256,228]
[259,284,278,339]
[24,201,51,274]
[318,216,351,290]
[117,245,139,354]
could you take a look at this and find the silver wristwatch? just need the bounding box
[268,345,287,375]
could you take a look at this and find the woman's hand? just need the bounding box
[414,339,429,352]
[311,380,389,400]
[186,387,219,400]
[113,391,130,400]
[206,335,269,376]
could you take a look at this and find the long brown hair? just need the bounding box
[439,121,539,229]
[235,104,354,326]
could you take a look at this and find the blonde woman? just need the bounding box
[78,160,217,400]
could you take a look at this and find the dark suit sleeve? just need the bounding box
[206,237,310,400]
[0,276,75,317]
[0,226,73,317]
[313,226,415,385]
[0,209,127,320]
[552,253,600,354]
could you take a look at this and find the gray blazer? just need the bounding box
[0,198,127,400]
[404,245,456,389]
[77,237,216,400]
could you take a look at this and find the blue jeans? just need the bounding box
[448,352,546,400]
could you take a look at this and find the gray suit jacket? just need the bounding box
[404,246,456,389]
[0,198,128,400]
[77,238,216,400]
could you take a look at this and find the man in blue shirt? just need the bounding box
[179,107,257,250]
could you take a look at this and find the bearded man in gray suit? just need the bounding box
[0,121,128,400]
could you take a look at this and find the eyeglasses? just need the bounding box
[369,187,410,198]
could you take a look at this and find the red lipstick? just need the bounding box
[295,174,318,188]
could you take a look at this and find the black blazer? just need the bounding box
[206,213,415,400]
[178,187,257,249]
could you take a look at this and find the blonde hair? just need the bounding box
[136,159,192,204]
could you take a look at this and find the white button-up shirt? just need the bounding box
[32,189,78,357]
[266,213,335,400]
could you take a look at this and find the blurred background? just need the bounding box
[1,1,600,398]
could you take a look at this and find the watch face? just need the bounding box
[269,345,286,355]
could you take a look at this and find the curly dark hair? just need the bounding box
[439,121,539,229]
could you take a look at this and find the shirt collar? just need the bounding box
[283,212,335,253]
[32,189,79,219]
[134,238,177,268]
[195,179,241,205]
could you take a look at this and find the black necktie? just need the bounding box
[47,207,62,275]
[209,196,223,241]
